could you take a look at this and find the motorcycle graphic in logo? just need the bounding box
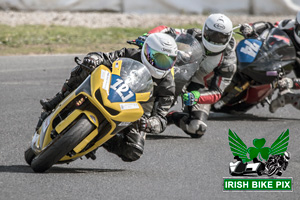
[228,129,290,176]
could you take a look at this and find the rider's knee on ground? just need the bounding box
[181,108,209,138]
[121,130,145,162]
[103,128,145,162]
[184,119,207,138]
[119,143,144,162]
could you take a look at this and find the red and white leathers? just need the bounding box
[148,25,237,137]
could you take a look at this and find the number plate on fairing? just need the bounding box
[236,39,262,63]
[108,74,136,103]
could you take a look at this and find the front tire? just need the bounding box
[24,147,36,165]
[30,115,94,173]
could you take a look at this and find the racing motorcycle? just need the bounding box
[24,58,153,173]
[212,27,296,113]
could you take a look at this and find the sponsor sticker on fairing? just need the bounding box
[101,69,111,95]
[118,122,131,126]
[120,103,139,110]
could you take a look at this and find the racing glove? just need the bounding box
[182,91,201,106]
[127,33,148,48]
[277,77,293,91]
[138,115,151,133]
[82,54,102,70]
[240,23,254,38]
[136,34,148,47]
[138,115,165,134]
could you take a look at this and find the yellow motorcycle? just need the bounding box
[25,58,153,172]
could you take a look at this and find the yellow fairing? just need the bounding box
[92,61,149,122]
[56,60,150,161]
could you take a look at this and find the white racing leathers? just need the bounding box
[149,26,237,137]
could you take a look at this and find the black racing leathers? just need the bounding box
[65,48,175,161]
[84,48,175,133]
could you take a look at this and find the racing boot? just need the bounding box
[269,92,300,113]
[39,71,83,112]
[35,111,50,130]
[40,63,90,112]
[102,127,146,162]
[166,111,189,126]
[167,110,207,138]
[40,92,65,111]
[183,119,207,138]
[184,105,210,138]
[269,95,285,113]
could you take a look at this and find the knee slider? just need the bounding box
[120,130,145,162]
[185,119,207,138]
[120,143,144,162]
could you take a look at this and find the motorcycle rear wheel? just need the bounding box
[30,115,94,173]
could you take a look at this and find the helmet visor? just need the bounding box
[203,25,231,45]
[144,43,177,70]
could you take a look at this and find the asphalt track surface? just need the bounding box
[1,55,300,200]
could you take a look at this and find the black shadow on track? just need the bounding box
[208,113,300,121]
[0,165,126,174]
[146,135,190,140]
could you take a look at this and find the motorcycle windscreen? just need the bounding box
[108,58,153,103]
[250,28,296,72]
[173,33,204,96]
[119,58,153,94]
[237,28,296,83]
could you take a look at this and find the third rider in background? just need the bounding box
[240,11,300,113]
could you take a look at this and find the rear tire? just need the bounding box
[30,115,94,173]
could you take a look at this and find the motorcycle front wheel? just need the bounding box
[24,147,36,165]
[30,115,94,173]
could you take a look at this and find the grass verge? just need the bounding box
[0,24,243,55]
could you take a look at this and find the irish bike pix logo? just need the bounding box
[223,129,292,191]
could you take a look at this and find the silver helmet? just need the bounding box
[141,33,178,79]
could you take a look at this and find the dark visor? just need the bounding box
[203,25,231,45]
